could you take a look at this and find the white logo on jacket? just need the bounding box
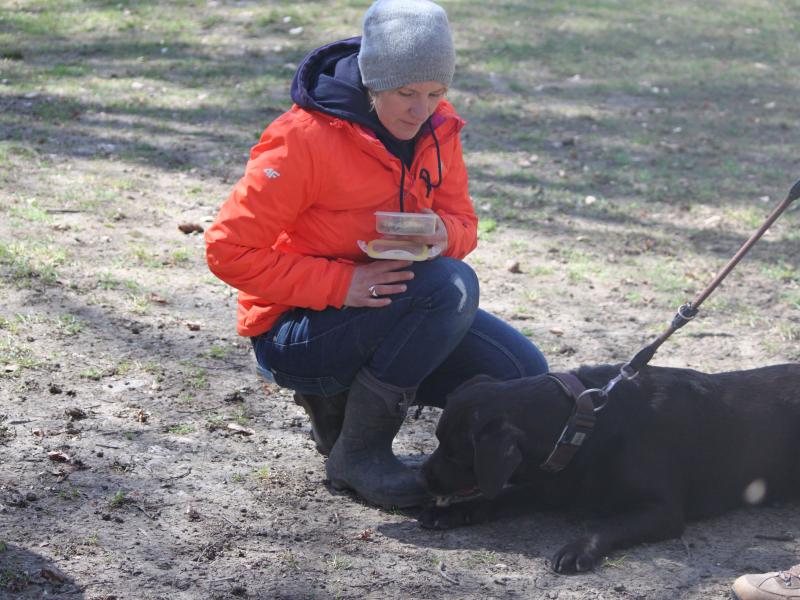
[264,168,280,179]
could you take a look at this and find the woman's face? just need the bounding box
[372,81,447,140]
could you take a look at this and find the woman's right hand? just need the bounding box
[344,260,414,307]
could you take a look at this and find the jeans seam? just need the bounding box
[269,307,376,349]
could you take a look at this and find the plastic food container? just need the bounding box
[375,211,437,236]
[357,239,441,261]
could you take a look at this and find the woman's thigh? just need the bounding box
[251,258,480,395]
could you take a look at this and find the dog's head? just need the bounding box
[421,374,569,501]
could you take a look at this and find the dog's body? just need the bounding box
[419,363,800,573]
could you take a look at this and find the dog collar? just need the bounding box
[540,372,595,473]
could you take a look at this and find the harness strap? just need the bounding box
[540,372,595,473]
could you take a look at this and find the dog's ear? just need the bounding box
[473,419,523,500]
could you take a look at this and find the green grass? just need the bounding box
[167,424,195,435]
[108,490,127,508]
[0,241,66,286]
[254,465,271,481]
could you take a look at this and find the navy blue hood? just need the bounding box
[290,37,418,168]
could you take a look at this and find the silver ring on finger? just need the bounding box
[368,285,379,298]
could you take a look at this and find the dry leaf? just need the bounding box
[47,450,71,462]
[178,222,204,234]
[65,407,87,420]
[40,567,66,583]
[227,423,255,436]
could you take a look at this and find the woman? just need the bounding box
[205,0,548,509]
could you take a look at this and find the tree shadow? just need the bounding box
[0,543,85,598]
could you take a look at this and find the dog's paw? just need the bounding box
[551,537,601,574]
[418,501,492,530]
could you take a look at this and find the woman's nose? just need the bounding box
[409,98,428,120]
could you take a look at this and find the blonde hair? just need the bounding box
[367,88,380,111]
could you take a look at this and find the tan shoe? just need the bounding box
[732,568,800,600]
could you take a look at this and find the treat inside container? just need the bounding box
[375,211,437,236]
[357,239,441,261]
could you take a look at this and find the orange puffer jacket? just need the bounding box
[205,99,478,336]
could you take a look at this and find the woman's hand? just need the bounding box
[344,260,414,307]
[406,208,448,257]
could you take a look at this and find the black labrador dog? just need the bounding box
[419,363,800,573]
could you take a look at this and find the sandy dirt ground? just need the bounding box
[2,177,799,599]
[2,1,800,597]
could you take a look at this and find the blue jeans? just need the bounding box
[251,258,548,406]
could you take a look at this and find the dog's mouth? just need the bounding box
[434,486,480,507]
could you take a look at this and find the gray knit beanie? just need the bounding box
[358,0,456,92]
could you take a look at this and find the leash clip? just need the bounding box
[578,387,609,412]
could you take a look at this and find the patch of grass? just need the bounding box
[109,490,127,508]
[464,550,499,567]
[0,241,66,286]
[58,485,80,500]
[56,315,85,336]
[0,142,38,167]
[528,264,555,277]
[762,261,797,283]
[478,218,498,238]
[130,246,163,269]
[602,555,628,569]
[97,271,123,290]
[205,415,226,432]
[125,294,151,315]
[254,465,271,481]
[0,567,30,593]
[9,200,51,223]
[80,367,104,380]
[0,336,42,373]
[280,550,300,571]
[167,423,195,435]
[233,410,251,426]
[326,554,354,571]
[207,345,229,359]
[169,248,191,265]
[186,367,209,390]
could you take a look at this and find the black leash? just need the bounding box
[540,178,800,473]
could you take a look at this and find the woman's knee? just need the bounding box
[410,258,479,316]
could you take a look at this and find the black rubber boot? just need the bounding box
[325,369,431,509]
[293,391,347,456]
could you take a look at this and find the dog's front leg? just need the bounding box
[551,502,684,574]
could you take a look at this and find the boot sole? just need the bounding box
[328,476,428,509]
